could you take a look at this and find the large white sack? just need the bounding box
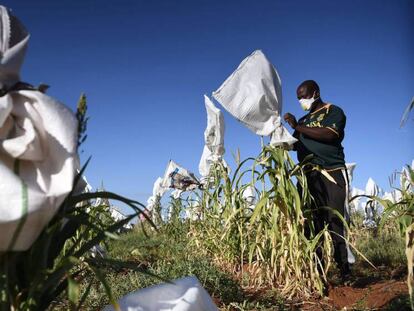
[146,177,167,214]
[153,176,168,197]
[162,160,200,191]
[103,276,219,311]
[350,187,365,212]
[212,50,296,147]
[365,177,379,196]
[382,191,400,204]
[401,162,413,192]
[0,6,78,251]
[345,163,356,204]
[199,95,226,178]
[172,189,183,199]
[345,163,356,184]
[242,185,256,206]
[363,178,379,228]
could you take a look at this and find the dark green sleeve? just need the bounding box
[321,105,346,137]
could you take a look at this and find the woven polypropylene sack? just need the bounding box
[212,50,296,146]
[0,6,78,251]
[199,95,225,178]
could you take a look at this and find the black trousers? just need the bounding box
[305,169,354,269]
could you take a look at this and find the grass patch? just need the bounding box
[74,224,249,309]
[354,227,405,268]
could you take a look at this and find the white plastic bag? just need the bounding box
[401,161,413,192]
[345,163,357,206]
[162,160,200,191]
[345,162,356,184]
[242,185,256,206]
[146,177,167,212]
[382,191,400,204]
[350,187,365,211]
[212,50,296,147]
[103,276,219,311]
[0,6,78,250]
[172,189,183,199]
[199,95,226,178]
[365,177,379,196]
[363,178,379,228]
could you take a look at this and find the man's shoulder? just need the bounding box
[327,103,345,116]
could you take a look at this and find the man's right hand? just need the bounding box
[283,113,297,129]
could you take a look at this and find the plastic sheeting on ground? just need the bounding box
[103,276,219,311]
[212,50,296,148]
[0,6,78,250]
[199,95,226,179]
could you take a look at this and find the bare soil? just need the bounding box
[298,280,408,310]
[294,265,410,310]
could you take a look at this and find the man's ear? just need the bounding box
[314,91,320,98]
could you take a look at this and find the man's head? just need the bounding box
[296,80,320,100]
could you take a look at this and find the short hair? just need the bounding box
[298,80,320,94]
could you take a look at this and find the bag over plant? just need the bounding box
[162,160,200,191]
[199,95,226,178]
[212,50,297,147]
[0,6,78,250]
[146,177,168,211]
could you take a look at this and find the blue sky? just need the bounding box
[5,0,413,209]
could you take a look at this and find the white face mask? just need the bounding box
[299,96,316,111]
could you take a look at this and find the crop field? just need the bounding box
[2,142,412,311]
[1,1,412,310]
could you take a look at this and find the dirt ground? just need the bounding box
[294,265,410,310]
[215,264,410,310]
[298,279,408,310]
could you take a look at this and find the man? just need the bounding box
[284,80,355,281]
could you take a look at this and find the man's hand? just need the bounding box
[283,113,297,129]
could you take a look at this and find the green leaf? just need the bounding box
[68,276,80,310]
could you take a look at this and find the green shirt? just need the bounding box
[295,104,346,169]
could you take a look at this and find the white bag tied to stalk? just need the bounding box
[401,162,414,192]
[345,162,357,206]
[212,50,297,147]
[199,95,226,178]
[147,177,167,211]
[365,177,379,196]
[382,191,400,204]
[172,189,183,199]
[363,177,379,228]
[0,6,78,250]
[162,160,200,191]
[242,185,256,206]
[350,187,365,211]
[345,162,356,184]
[103,276,219,311]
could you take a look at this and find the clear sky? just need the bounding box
[4,0,413,210]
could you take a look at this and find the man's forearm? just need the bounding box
[294,125,337,143]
